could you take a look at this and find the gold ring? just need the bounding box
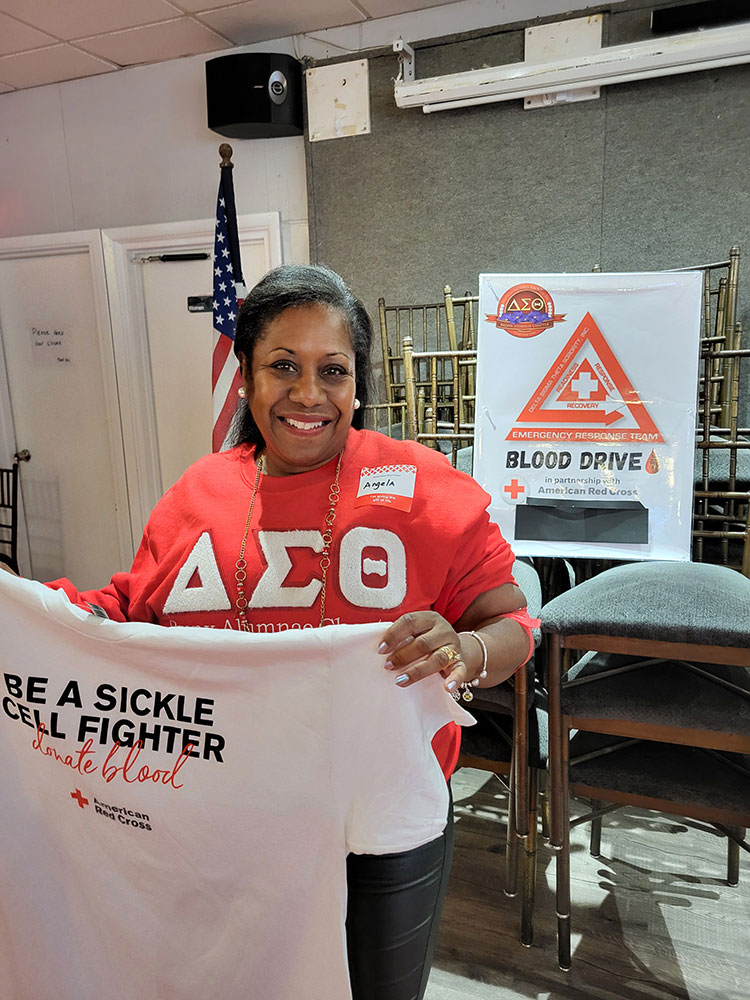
[437,644,462,667]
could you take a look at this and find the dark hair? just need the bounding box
[229,264,373,449]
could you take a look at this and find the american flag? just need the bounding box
[212,164,246,452]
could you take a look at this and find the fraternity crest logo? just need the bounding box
[485,282,565,338]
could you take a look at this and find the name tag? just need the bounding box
[355,465,417,512]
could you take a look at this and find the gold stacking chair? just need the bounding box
[360,400,407,438]
[671,245,741,430]
[442,285,478,352]
[376,286,478,427]
[676,247,749,574]
[694,331,749,575]
[377,295,458,412]
[401,336,476,468]
[443,286,479,430]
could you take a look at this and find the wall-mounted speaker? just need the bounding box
[651,0,748,34]
[206,53,303,140]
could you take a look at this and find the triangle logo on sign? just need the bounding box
[506,312,664,443]
[556,359,608,402]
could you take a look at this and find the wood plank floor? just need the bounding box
[427,768,750,1000]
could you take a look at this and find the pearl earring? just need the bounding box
[353,398,361,410]
[238,386,247,398]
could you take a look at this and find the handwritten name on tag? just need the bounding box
[355,465,417,512]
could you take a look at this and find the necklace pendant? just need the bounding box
[237,448,344,628]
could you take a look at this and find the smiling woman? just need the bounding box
[45,263,537,1000]
[238,302,357,475]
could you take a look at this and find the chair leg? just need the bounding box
[513,669,529,839]
[556,724,572,972]
[505,747,519,898]
[548,635,564,849]
[726,826,743,886]
[589,800,603,858]
[540,769,550,842]
[521,765,538,948]
[548,634,572,967]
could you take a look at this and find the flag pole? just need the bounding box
[217,143,246,296]
[212,143,246,452]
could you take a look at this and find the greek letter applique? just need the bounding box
[339,527,407,609]
[163,531,231,614]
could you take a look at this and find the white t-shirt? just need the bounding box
[0,574,473,1000]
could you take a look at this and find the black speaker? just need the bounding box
[206,53,303,140]
[651,0,748,34]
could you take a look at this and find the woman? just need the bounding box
[50,264,535,1000]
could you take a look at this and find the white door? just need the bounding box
[103,214,282,538]
[0,232,131,587]
[140,237,274,493]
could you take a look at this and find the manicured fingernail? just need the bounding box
[395,674,409,685]
[446,680,457,691]
[384,659,393,670]
[377,641,388,653]
[395,634,414,650]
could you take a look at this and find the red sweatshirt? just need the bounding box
[49,429,525,777]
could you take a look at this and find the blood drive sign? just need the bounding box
[474,272,703,560]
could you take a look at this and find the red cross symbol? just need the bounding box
[504,479,525,500]
[71,788,89,809]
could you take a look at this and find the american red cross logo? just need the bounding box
[71,788,89,809]
[504,479,525,500]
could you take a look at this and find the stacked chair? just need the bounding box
[538,246,750,969]
[401,336,476,468]
[542,561,750,969]
[373,249,749,966]
[687,247,750,573]
[372,287,478,468]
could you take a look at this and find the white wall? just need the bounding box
[0,51,308,263]
[0,0,627,258]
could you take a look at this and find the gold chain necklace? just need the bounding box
[235,451,343,628]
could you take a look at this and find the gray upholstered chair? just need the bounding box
[541,560,750,970]
[457,557,545,945]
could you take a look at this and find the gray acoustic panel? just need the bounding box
[600,65,750,276]
[305,0,750,422]
[307,27,605,321]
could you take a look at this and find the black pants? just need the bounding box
[345,789,454,1000]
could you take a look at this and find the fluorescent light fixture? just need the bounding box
[394,22,750,114]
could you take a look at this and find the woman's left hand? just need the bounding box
[378,611,473,693]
